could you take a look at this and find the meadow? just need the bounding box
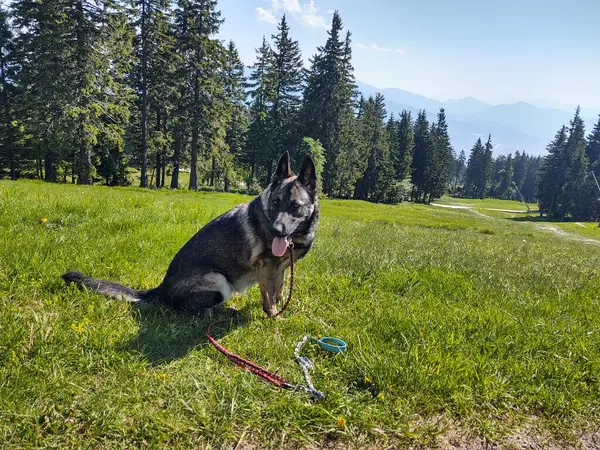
[1,180,600,449]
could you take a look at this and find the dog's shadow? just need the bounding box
[123,304,253,366]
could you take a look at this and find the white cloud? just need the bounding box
[356,43,406,54]
[298,13,327,28]
[282,0,302,13]
[303,0,318,15]
[257,0,327,28]
[256,7,278,24]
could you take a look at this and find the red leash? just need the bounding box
[205,320,292,388]
[205,243,295,389]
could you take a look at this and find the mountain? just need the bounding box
[355,81,443,113]
[355,81,598,156]
[444,97,491,115]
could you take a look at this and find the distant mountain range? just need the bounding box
[356,81,600,156]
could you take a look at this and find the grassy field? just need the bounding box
[1,181,600,449]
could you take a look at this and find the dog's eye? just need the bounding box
[292,201,301,209]
[272,198,280,206]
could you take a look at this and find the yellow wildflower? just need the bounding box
[336,416,346,427]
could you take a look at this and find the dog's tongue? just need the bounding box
[271,237,289,257]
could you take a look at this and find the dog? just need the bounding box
[62,152,320,318]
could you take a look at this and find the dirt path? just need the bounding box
[430,203,492,219]
[430,203,600,246]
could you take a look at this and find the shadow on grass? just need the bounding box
[509,215,548,223]
[124,303,253,366]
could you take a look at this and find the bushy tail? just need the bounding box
[62,271,161,304]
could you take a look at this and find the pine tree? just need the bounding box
[426,108,453,201]
[482,135,493,197]
[245,36,273,185]
[174,0,224,190]
[13,0,71,181]
[452,150,466,192]
[0,6,20,180]
[354,94,392,202]
[12,0,134,184]
[302,12,355,194]
[221,40,247,191]
[587,116,600,172]
[537,126,568,217]
[132,0,178,188]
[464,138,484,198]
[395,110,413,182]
[265,14,303,182]
[522,156,540,203]
[411,110,432,202]
[557,107,587,219]
[497,154,514,199]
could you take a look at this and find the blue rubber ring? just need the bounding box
[316,337,347,353]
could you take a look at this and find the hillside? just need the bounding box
[2,180,600,448]
[356,81,599,156]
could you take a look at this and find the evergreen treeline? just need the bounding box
[457,136,541,204]
[0,1,599,217]
[0,1,454,203]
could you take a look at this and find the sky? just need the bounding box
[218,0,600,108]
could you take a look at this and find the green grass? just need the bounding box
[2,180,600,448]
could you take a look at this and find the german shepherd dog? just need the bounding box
[62,152,320,318]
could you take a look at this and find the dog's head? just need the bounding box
[262,152,318,256]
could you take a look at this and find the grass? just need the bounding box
[1,180,600,448]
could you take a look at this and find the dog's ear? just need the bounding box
[298,155,317,192]
[273,151,292,181]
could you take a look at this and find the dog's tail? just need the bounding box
[62,271,162,304]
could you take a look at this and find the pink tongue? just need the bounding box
[271,237,288,257]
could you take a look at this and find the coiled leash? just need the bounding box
[205,241,347,400]
[206,323,346,400]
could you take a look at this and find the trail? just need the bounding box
[430,203,600,246]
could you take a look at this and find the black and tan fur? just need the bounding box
[62,152,320,318]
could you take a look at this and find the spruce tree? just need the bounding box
[174,0,224,190]
[464,138,484,198]
[396,110,413,182]
[302,12,355,194]
[246,36,273,185]
[265,14,303,182]
[482,135,493,197]
[587,116,600,172]
[354,94,391,202]
[537,126,568,217]
[0,6,20,180]
[221,40,247,191]
[411,110,432,202]
[557,108,587,219]
[452,150,466,192]
[426,108,453,201]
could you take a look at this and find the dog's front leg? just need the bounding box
[257,261,278,318]
[275,268,286,304]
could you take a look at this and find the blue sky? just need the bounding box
[218,0,600,107]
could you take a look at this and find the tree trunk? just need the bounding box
[189,70,200,191]
[155,107,161,188]
[0,45,16,180]
[161,115,167,188]
[209,155,215,186]
[171,130,181,189]
[75,0,92,185]
[139,0,149,188]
